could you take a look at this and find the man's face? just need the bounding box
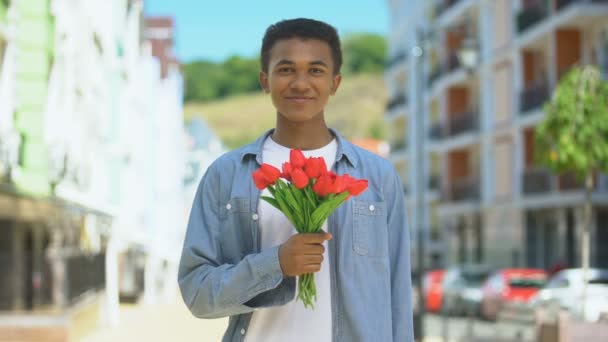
[259,38,341,123]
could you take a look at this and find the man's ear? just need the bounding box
[259,71,270,93]
[330,73,342,95]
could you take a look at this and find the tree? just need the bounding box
[342,33,387,74]
[535,65,608,319]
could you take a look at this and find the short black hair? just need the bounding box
[261,18,342,75]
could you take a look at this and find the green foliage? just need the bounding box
[182,32,387,103]
[342,33,387,74]
[183,56,260,102]
[535,65,608,179]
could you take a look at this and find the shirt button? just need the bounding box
[226,203,232,210]
[252,213,259,221]
[240,328,246,335]
[369,204,375,212]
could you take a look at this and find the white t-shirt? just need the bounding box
[244,136,337,342]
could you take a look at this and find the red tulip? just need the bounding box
[347,179,368,196]
[252,163,281,190]
[281,162,293,181]
[331,174,351,194]
[304,157,327,179]
[290,168,309,189]
[312,173,333,197]
[290,149,306,169]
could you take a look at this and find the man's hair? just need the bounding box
[260,18,342,75]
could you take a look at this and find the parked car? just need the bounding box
[441,264,491,316]
[531,268,608,322]
[480,268,547,320]
[423,270,446,313]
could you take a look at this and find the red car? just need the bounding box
[481,268,547,320]
[423,270,446,313]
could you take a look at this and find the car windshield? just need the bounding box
[509,278,546,288]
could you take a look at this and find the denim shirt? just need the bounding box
[178,129,414,342]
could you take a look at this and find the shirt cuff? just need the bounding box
[252,245,284,291]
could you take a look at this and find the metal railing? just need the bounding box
[443,177,480,202]
[557,0,608,11]
[65,253,105,305]
[386,51,407,69]
[522,167,553,194]
[516,1,549,34]
[435,0,463,18]
[428,174,440,190]
[429,122,444,140]
[391,140,407,152]
[386,93,408,111]
[447,110,479,137]
[520,80,549,113]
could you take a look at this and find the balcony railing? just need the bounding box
[391,140,407,152]
[443,177,480,202]
[428,65,443,86]
[429,122,445,140]
[517,2,548,34]
[435,0,463,18]
[386,94,408,112]
[557,0,608,11]
[520,81,549,113]
[66,253,106,305]
[522,167,553,194]
[447,110,479,137]
[446,52,461,73]
[386,51,408,69]
[428,174,440,190]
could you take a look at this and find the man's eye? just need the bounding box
[278,67,293,73]
[310,68,323,74]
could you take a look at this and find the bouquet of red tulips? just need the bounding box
[252,149,368,309]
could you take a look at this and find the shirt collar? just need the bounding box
[240,128,358,168]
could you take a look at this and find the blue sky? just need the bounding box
[145,1,389,63]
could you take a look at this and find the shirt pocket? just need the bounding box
[352,200,388,258]
[219,197,253,261]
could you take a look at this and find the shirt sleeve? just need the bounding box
[385,166,415,341]
[178,163,293,319]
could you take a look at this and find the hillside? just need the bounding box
[184,73,387,149]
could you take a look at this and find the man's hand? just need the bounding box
[278,232,332,276]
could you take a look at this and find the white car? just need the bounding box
[531,268,608,322]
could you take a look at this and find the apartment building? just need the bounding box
[386,0,608,271]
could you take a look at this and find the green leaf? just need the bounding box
[260,196,281,211]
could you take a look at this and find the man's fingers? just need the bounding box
[302,254,323,265]
[299,232,332,243]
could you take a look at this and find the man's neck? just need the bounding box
[271,114,334,151]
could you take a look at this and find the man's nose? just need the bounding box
[289,72,311,92]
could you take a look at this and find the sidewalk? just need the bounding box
[82,300,228,342]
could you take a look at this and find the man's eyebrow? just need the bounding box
[310,60,329,68]
[275,59,295,66]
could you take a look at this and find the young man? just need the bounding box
[178,18,414,342]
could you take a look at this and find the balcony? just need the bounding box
[435,0,463,18]
[446,110,479,137]
[522,167,553,194]
[390,139,407,152]
[446,52,461,74]
[386,51,408,69]
[517,2,549,34]
[520,81,549,113]
[429,174,440,191]
[386,94,408,112]
[557,0,608,11]
[443,177,480,202]
[429,122,445,140]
